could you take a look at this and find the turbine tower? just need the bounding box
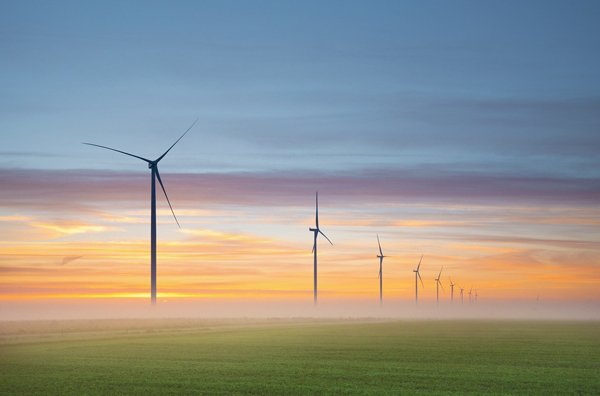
[413,255,424,305]
[84,120,196,306]
[468,286,473,306]
[309,192,332,306]
[434,266,444,306]
[449,277,455,306]
[376,234,387,306]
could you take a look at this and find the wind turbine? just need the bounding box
[376,234,387,306]
[468,286,473,306]
[413,255,424,306]
[434,266,445,306]
[459,285,464,306]
[309,192,332,306]
[536,292,540,307]
[474,290,478,305]
[84,120,196,306]
[449,277,456,306]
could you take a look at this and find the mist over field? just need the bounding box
[2,298,598,323]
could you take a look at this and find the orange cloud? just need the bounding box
[178,228,274,244]
[0,168,599,304]
[99,213,146,224]
[28,221,121,238]
[0,215,33,222]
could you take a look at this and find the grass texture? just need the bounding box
[1,319,598,395]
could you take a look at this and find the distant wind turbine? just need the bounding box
[376,234,387,306]
[434,266,445,306]
[474,290,478,305]
[449,277,456,306]
[459,285,464,306]
[309,192,332,306]
[84,120,196,306]
[468,286,473,306]
[413,255,424,306]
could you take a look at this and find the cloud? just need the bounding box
[179,228,273,244]
[0,266,58,274]
[61,255,83,265]
[0,166,598,302]
[1,168,598,213]
[327,218,475,229]
[99,213,146,223]
[29,221,120,238]
[0,215,33,222]
[235,96,600,159]
[391,97,600,155]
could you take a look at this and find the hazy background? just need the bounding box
[1,1,599,320]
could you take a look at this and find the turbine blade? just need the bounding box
[155,118,197,163]
[155,166,180,228]
[311,232,317,253]
[418,271,424,288]
[377,234,383,256]
[416,254,423,272]
[439,280,445,293]
[438,266,443,279]
[319,230,333,245]
[83,143,151,163]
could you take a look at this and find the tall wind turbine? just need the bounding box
[413,255,424,305]
[449,277,456,306]
[468,286,473,305]
[474,290,478,305]
[459,285,464,306]
[434,266,445,306]
[84,120,196,306]
[309,192,332,306]
[376,234,387,306]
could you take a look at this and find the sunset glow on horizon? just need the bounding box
[1,169,598,309]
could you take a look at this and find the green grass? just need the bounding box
[1,320,598,395]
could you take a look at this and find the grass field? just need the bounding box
[1,319,598,395]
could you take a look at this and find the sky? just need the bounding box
[1,1,599,319]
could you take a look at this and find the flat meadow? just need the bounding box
[0,318,598,395]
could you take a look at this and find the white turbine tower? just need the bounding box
[413,255,424,306]
[434,266,445,306]
[84,120,196,306]
[376,234,387,306]
[309,192,332,306]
